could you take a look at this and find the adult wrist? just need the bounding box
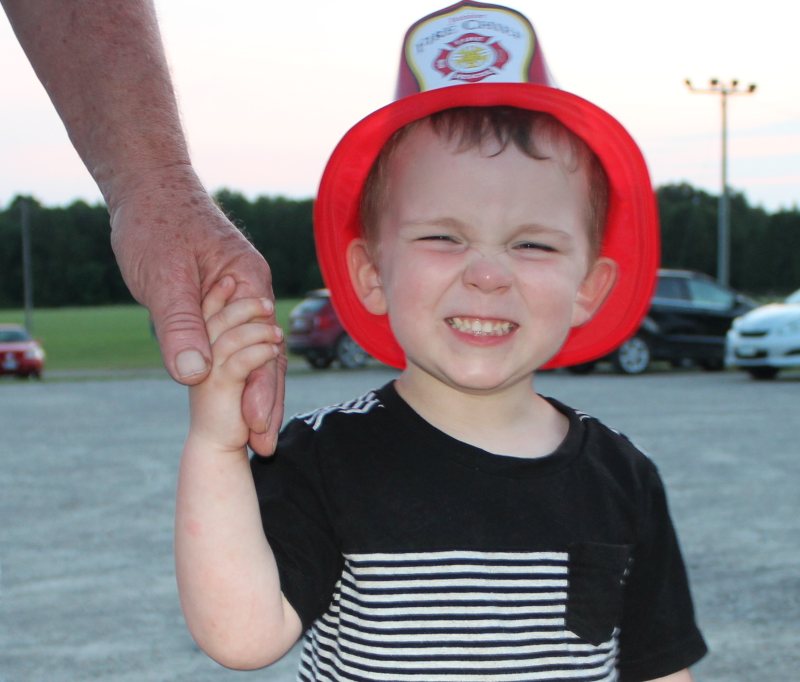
[101,161,206,218]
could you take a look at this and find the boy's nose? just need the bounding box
[462,251,512,292]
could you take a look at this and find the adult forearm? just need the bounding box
[2,0,193,207]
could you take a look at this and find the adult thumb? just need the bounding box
[149,284,212,385]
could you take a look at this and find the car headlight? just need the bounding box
[24,347,45,361]
[775,319,800,337]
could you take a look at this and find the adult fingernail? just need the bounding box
[261,298,274,314]
[176,350,208,378]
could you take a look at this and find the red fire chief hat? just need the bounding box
[314,1,660,369]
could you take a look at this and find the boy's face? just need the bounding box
[349,121,615,397]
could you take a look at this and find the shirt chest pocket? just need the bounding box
[566,542,633,646]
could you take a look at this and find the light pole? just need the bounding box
[20,198,34,334]
[685,78,756,287]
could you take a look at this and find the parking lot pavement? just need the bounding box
[1,366,798,681]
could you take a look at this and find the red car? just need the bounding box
[0,324,45,379]
[287,290,370,369]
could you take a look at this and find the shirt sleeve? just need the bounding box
[250,418,343,631]
[617,462,708,681]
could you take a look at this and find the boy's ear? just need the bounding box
[571,257,618,328]
[347,238,387,315]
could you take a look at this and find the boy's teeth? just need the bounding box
[448,317,515,336]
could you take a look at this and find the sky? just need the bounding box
[1,0,798,212]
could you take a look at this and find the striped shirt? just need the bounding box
[251,382,706,681]
[298,551,618,681]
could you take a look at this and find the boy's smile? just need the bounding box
[446,316,517,337]
[349,120,615,411]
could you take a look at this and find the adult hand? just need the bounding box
[110,165,285,455]
[2,0,285,453]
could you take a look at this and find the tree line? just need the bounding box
[0,183,798,309]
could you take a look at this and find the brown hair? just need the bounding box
[359,107,609,258]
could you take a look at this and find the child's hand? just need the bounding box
[188,276,283,453]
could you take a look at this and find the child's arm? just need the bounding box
[174,277,302,669]
[645,670,693,682]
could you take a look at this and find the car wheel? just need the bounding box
[612,336,651,375]
[336,334,369,369]
[747,367,779,380]
[306,354,334,370]
[566,362,596,375]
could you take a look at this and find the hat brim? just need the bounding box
[314,83,660,369]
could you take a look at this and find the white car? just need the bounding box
[726,288,800,379]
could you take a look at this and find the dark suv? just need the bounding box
[571,269,756,374]
[287,289,370,369]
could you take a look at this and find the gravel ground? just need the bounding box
[1,364,798,681]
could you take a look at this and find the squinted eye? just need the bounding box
[514,241,556,252]
[419,235,458,242]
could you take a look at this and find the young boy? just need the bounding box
[175,3,706,681]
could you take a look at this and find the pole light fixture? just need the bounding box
[685,78,756,287]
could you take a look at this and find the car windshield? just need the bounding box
[785,289,800,305]
[0,329,30,342]
[654,276,688,301]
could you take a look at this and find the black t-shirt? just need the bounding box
[251,382,707,681]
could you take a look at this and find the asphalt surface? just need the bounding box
[1,363,798,681]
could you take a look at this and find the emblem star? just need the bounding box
[454,45,490,69]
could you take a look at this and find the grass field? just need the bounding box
[0,299,300,373]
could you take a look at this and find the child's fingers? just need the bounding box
[206,297,277,344]
[212,320,283,367]
[223,343,280,383]
[202,275,236,322]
